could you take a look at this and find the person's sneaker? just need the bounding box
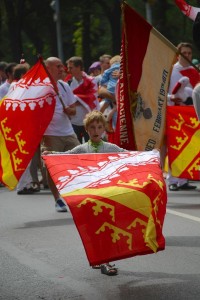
[31,182,40,192]
[17,187,34,195]
[168,184,179,191]
[178,183,197,190]
[55,199,68,212]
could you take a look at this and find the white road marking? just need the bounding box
[167,208,200,223]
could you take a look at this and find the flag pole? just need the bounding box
[38,55,66,109]
[152,30,200,72]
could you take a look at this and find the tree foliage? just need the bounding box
[0,0,200,68]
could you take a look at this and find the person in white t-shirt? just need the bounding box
[42,57,80,212]
[166,42,199,191]
[66,56,99,143]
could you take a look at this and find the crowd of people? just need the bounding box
[0,45,199,192]
[0,43,200,274]
[0,54,119,196]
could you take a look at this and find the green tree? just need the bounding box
[0,0,57,64]
[1,0,200,66]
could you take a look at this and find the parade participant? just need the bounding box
[95,54,113,134]
[66,56,99,143]
[88,61,101,77]
[100,55,121,102]
[99,55,120,132]
[42,57,80,212]
[0,62,17,99]
[98,54,111,79]
[0,61,8,85]
[168,42,200,106]
[166,42,199,191]
[192,83,200,120]
[43,110,129,275]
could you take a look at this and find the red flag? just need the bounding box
[115,2,177,151]
[116,31,136,150]
[167,106,200,180]
[0,58,56,189]
[175,0,200,21]
[72,72,98,111]
[43,150,167,266]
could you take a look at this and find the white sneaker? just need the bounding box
[55,199,68,212]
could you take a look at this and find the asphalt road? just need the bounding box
[0,181,200,300]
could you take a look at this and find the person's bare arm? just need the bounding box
[63,103,76,115]
[170,95,183,105]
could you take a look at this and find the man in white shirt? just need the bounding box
[66,56,99,143]
[42,57,80,211]
[167,42,199,191]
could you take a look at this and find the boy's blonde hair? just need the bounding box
[83,110,107,129]
[110,55,121,65]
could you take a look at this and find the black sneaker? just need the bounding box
[17,187,34,195]
[179,183,197,190]
[31,182,40,192]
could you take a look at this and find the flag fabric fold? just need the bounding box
[72,72,98,111]
[43,149,167,266]
[167,106,200,180]
[175,0,199,21]
[0,58,56,189]
[116,2,177,151]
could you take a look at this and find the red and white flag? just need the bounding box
[72,72,98,111]
[175,0,200,21]
[43,150,167,266]
[116,2,177,151]
[0,58,56,189]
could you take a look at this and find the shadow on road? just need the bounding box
[16,218,73,229]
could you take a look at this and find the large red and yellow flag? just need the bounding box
[167,106,200,180]
[116,2,177,151]
[0,58,56,190]
[43,150,167,266]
